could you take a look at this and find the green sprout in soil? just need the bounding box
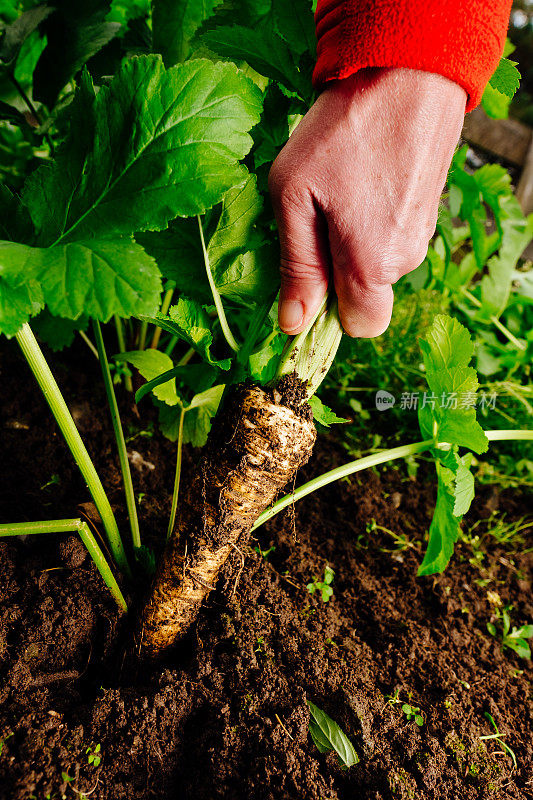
[307,565,335,603]
[479,712,517,769]
[366,518,417,553]
[487,606,533,660]
[254,544,276,560]
[402,704,425,727]
[86,743,102,767]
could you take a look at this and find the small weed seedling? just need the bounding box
[86,743,101,767]
[254,544,276,560]
[385,688,402,706]
[479,712,517,769]
[402,704,425,727]
[307,565,335,602]
[366,518,416,552]
[487,606,533,660]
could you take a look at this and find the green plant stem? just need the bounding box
[0,519,127,612]
[461,288,526,351]
[178,346,195,366]
[485,429,533,441]
[150,287,174,349]
[8,72,42,123]
[114,315,133,392]
[138,319,149,351]
[78,330,99,358]
[7,72,55,156]
[197,214,240,353]
[15,323,131,578]
[165,335,179,356]
[167,404,186,541]
[275,292,343,397]
[93,321,141,552]
[252,429,533,531]
[253,440,434,531]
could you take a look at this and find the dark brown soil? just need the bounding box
[0,338,532,800]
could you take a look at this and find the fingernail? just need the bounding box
[279,300,304,332]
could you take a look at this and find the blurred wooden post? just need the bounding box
[516,141,533,215]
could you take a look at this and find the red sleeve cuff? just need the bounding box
[313,0,513,112]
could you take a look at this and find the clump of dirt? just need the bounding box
[0,339,531,800]
[271,373,312,419]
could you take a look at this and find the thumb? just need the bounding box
[270,187,330,334]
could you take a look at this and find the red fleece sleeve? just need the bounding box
[313,0,513,112]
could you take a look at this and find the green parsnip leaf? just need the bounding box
[33,1,120,108]
[33,310,88,351]
[24,55,263,244]
[140,175,278,306]
[480,198,533,319]
[307,701,359,768]
[202,22,311,102]
[309,395,348,427]
[183,384,225,446]
[488,57,520,99]
[0,248,43,336]
[168,298,232,368]
[453,452,475,516]
[417,316,488,576]
[118,349,179,405]
[418,464,461,576]
[152,0,224,66]
[418,315,488,454]
[159,383,224,446]
[272,0,315,56]
[0,237,162,323]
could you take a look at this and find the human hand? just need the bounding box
[268,67,466,337]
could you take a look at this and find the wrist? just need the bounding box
[325,67,467,120]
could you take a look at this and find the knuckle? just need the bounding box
[358,239,429,285]
[279,258,325,287]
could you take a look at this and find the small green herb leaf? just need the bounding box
[118,350,179,406]
[488,57,521,100]
[167,298,232,369]
[307,700,359,768]
[309,395,348,427]
[418,463,461,576]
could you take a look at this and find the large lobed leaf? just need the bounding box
[417,315,488,576]
[418,315,488,455]
[23,54,263,245]
[201,21,312,102]
[0,237,161,334]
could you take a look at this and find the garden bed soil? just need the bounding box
[0,339,532,800]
